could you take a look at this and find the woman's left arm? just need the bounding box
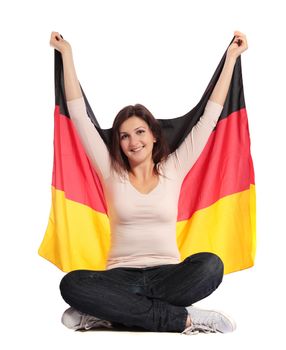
[209,31,248,106]
[165,32,248,180]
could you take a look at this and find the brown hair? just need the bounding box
[109,104,170,179]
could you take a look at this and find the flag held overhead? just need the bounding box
[39,37,256,274]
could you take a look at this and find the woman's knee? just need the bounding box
[205,253,224,278]
[59,269,95,302]
[186,252,224,281]
[60,270,78,301]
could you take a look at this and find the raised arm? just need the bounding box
[167,99,223,181]
[209,31,248,106]
[49,32,82,100]
[49,32,111,180]
[166,31,248,180]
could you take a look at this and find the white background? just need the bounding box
[1,0,285,349]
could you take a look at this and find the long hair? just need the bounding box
[109,104,170,179]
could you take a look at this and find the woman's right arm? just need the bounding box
[49,32,111,180]
[62,49,83,101]
[49,32,82,100]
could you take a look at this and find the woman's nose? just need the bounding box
[129,136,140,146]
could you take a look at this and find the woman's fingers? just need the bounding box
[50,31,62,40]
[234,31,247,43]
[233,31,248,48]
[55,33,64,41]
[53,31,62,41]
[50,32,63,50]
[49,31,71,53]
[227,31,248,58]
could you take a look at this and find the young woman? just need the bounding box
[49,31,248,335]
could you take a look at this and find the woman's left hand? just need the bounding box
[227,31,248,60]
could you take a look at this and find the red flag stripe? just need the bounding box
[52,105,108,213]
[178,107,254,220]
[52,106,253,220]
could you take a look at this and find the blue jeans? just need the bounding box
[60,252,224,332]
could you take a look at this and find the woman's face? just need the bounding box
[119,116,156,167]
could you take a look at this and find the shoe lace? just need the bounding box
[80,315,113,330]
[181,321,218,335]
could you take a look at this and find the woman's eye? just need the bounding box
[121,130,144,140]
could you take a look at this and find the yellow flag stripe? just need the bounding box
[177,184,256,274]
[39,185,256,274]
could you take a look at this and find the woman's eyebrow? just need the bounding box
[119,126,146,135]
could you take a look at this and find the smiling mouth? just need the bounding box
[131,146,144,153]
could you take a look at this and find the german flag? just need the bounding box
[38,37,256,274]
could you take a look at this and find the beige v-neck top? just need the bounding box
[67,97,223,270]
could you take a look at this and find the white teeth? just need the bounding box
[131,146,144,152]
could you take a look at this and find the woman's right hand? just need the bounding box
[49,31,71,54]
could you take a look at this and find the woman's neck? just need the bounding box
[129,162,157,182]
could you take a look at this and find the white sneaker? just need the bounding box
[61,307,113,331]
[181,305,236,335]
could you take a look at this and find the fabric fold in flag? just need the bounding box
[38,37,256,274]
